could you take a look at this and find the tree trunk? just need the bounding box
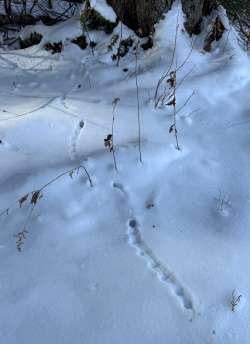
[107,0,173,36]
[107,0,216,36]
[181,0,216,34]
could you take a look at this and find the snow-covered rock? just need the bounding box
[90,0,117,23]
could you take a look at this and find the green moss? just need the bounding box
[80,3,117,34]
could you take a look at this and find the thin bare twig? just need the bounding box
[116,21,123,67]
[176,91,195,115]
[171,71,180,150]
[111,97,120,171]
[135,40,142,163]
[154,10,179,108]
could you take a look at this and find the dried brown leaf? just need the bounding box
[18,194,29,208]
[31,190,41,205]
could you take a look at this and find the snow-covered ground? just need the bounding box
[0,2,250,343]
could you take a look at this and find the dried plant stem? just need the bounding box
[176,91,195,115]
[82,20,94,56]
[15,203,35,251]
[0,97,56,122]
[231,289,242,312]
[154,10,179,108]
[0,164,93,251]
[135,41,142,163]
[116,21,123,67]
[175,37,195,73]
[172,82,180,151]
[0,166,93,217]
[111,98,120,171]
[167,71,180,150]
[40,165,93,191]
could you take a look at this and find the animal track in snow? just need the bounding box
[113,182,194,313]
[0,137,19,152]
[69,120,85,161]
[127,218,194,311]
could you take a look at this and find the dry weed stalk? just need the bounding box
[116,22,123,66]
[154,11,197,150]
[104,97,120,171]
[154,11,179,108]
[167,71,180,150]
[0,165,93,251]
[231,290,242,312]
[135,39,142,163]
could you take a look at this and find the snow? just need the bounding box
[21,16,83,44]
[90,0,117,23]
[0,2,250,343]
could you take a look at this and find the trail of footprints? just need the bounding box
[113,182,194,313]
[67,120,194,313]
[69,120,85,161]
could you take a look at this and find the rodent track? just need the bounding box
[69,120,85,161]
[113,181,194,313]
